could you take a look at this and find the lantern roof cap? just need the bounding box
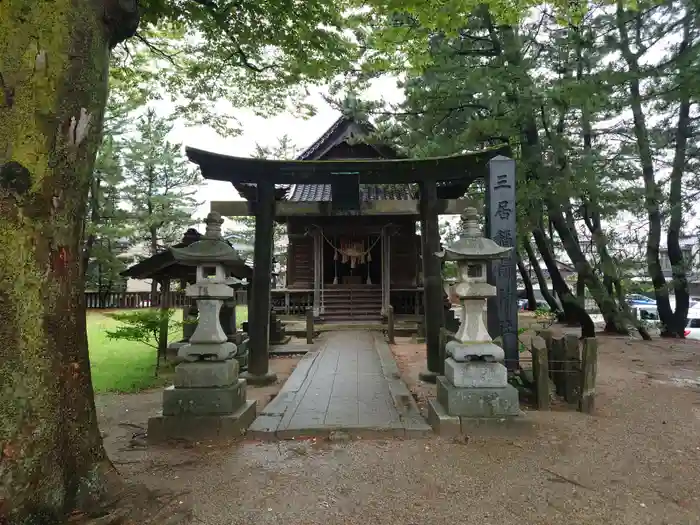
[437,207,511,261]
[170,212,243,265]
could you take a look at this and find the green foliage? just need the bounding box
[122,109,201,255]
[88,311,174,393]
[226,135,298,270]
[105,309,183,350]
[110,2,359,135]
[534,307,556,329]
[253,133,299,160]
[517,326,529,354]
[85,97,135,296]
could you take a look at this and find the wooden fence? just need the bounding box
[527,330,598,413]
[85,290,248,309]
[85,287,427,315]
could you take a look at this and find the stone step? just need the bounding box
[323,299,381,307]
[322,289,382,296]
[323,308,381,317]
[322,315,383,323]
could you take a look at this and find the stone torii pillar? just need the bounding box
[244,180,277,385]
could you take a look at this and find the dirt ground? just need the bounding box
[96,330,700,525]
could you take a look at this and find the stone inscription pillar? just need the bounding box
[485,155,518,370]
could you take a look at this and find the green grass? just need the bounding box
[88,306,248,394]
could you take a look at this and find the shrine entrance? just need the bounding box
[187,141,518,383]
[322,233,382,286]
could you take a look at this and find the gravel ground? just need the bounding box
[98,333,700,525]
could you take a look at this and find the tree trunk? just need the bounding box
[576,274,586,303]
[580,204,634,335]
[664,10,692,337]
[532,227,596,337]
[516,251,538,311]
[0,1,138,522]
[615,2,678,334]
[522,235,561,315]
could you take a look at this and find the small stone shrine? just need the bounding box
[242,310,290,346]
[148,212,256,442]
[428,207,521,434]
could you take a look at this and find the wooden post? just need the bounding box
[157,279,170,371]
[419,180,443,381]
[531,336,550,410]
[382,229,391,315]
[387,305,395,345]
[312,228,321,316]
[551,336,565,395]
[485,156,518,370]
[562,334,581,405]
[537,329,554,380]
[579,338,598,413]
[245,180,277,385]
[306,307,314,344]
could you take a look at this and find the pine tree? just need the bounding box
[84,94,138,304]
[122,109,201,259]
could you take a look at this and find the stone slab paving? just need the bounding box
[248,331,431,440]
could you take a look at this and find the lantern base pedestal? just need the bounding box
[427,397,530,438]
[162,379,247,416]
[148,401,257,443]
[444,358,508,388]
[177,341,237,362]
[436,376,520,418]
[445,340,504,362]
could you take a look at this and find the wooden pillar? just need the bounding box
[313,228,321,317]
[157,279,170,370]
[245,181,277,384]
[306,307,314,344]
[485,155,518,370]
[419,180,443,381]
[381,227,391,315]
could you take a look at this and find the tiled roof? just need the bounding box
[285,116,417,202]
[287,183,415,202]
[297,117,347,160]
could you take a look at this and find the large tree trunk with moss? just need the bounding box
[0,1,138,522]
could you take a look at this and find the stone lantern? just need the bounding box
[170,212,241,362]
[428,207,520,432]
[148,212,256,442]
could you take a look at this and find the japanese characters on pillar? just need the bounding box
[486,156,518,369]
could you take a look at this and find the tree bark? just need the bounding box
[517,251,538,311]
[548,207,626,335]
[533,226,596,337]
[0,1,138,522]
[522,235,561,315]
[615,1,678,335]
[664,9,692,337]
[576,274,586,302]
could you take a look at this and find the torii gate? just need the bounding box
[186,147,517,384]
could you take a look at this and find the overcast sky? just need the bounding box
[166,76,405,226]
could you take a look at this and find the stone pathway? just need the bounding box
[248,331,430,439]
